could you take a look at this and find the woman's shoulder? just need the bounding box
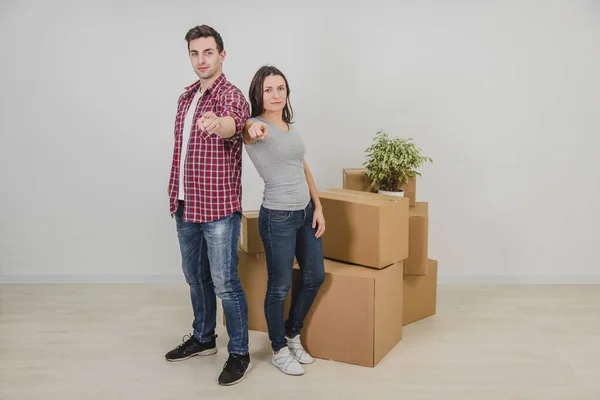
[288,122,300,134]
[249,116,270,123]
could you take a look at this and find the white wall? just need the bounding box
[1,0,599,283]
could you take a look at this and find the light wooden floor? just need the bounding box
[1,284,599,399]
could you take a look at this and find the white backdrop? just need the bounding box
[1,0,599,283]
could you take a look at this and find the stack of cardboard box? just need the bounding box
[342,169,438,327]
[292,188,408,367]
[232,168,437,368]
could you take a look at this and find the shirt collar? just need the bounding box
[184,73,227,97]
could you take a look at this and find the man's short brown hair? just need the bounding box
[185,25,224,53]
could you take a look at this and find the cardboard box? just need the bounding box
[405,202,429,276]
[403,179,417,206]
[293,258,404,367]
[342,168,373,192]
[319,189,409,269]
[342,168,416,206]
[239,211,263,253]
[223,250,291,333]
[403,259,438,326]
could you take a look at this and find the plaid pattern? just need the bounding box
[168,74,249,223]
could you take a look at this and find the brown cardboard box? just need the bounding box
[405,202,429,276]
[319,189,409,269]
[239,211,263,253]
[342,168,416,206]
[403,259,438,326]
[223,250,291,332]
[343,168,373,192]
[403,179,417,206]
[293,258,404,367]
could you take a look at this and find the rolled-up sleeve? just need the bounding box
[220,89,250,140]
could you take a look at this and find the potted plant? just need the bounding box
[363,129,433,197]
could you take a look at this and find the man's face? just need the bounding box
[188,37,225,81]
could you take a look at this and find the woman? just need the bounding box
[243,66,326,376]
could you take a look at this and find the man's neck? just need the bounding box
[199,72,222,93]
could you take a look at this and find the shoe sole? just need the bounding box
[271,358,305,375]
[165,347,218,362]
[218,362,253,386]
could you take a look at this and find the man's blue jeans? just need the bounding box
[175,202,249,355]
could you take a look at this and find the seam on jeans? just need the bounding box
[227,213,246,355]
[197,232,207,341]
[265,213,275,348]
[178,217,207,340]
[293,209,316,335]
[266,211,287,351]
[300,201,311,228]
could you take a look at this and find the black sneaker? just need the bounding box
[165,334,217,361]
[218,353,252,386]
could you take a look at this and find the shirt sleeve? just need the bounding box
[220,88,250,140]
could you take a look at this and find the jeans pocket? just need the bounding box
[269,210,291,223]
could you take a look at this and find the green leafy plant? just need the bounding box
[363,129,433,192]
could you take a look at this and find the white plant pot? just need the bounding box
[378,189,404,197]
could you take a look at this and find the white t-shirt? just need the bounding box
[178,88,202,200]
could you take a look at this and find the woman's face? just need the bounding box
[262,74,287,113]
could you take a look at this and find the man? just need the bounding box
[165,25,251,386]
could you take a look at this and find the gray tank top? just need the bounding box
[244,117,310,211]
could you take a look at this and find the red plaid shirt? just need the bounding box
[168,74,249,223]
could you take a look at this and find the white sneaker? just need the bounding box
[286,334,314,364]
[272,347,305,375]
